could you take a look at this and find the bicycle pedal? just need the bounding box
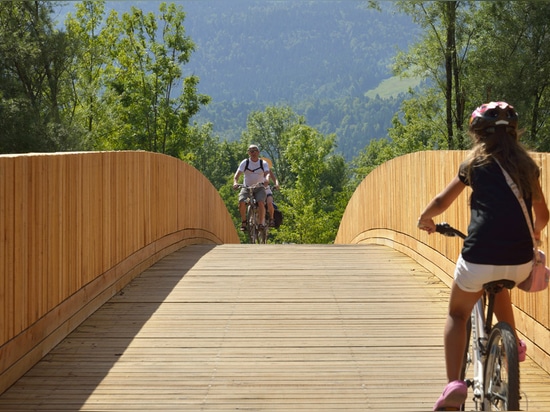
[465,379,474,388]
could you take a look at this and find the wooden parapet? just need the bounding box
[335,150,550,374]
[0,151,239,394]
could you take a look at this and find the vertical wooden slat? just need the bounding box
[0,149,237,394]
[81,152,100,285]
[46,155,59,311]
[28,155,45,323]
[0,158,15,342]
[335,150,550,374]
[0,158,5,342]
[13,157,29,336]
[142,152,151,245]
[102,152,113,272]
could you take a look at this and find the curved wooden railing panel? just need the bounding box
[0,151,240,394]
[335,150,550,373]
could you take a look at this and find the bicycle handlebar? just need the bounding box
[435,222,467,239]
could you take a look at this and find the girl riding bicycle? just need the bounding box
[417,101,549,410]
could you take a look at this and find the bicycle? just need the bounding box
[236,183,268,244]
[435,222,520,411]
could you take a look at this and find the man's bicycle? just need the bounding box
[435,223,520,411]
[236,183,268,244]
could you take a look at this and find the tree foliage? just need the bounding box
[218,106,351,244]
[273,124,350,244]
[392,0,477,150]
[464,1,550,151]
[0,1,77,152]
[0,1,211,155]
[356,0,550,181]
[240,106,305,185]
[94,1,210,154]
[5,1,550,244]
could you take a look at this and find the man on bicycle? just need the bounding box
[233,144,269,231]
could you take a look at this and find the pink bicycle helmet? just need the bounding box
[469,101,518,133]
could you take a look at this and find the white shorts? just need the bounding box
[454,254,532,293]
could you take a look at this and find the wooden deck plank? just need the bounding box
[0,244,549,411]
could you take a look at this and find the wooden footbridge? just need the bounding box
[1,151,549,411]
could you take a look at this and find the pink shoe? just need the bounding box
[518,339,527,362]
[433,380,467,411]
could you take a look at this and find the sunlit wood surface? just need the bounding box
[0,244,549,411]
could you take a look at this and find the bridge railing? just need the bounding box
[0,151,240,394]
[335,150,550,374]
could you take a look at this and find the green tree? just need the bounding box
[352,88,449,186]
[184,123,238,190]
[64,0,114,149]
[241,105,305,185]
[0,1,78,153]
[351,137,393,185]
[276,125,349,244]
[393,1,477,150]
[98,2,210,154]
[389,1,550,156]
[464,2,550,151]
[234,106,351,243]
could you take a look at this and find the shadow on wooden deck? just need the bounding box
[0,244,549,411]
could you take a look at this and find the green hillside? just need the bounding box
[58,1,420,159]
[366,76,423,99]
[180,1,420,158]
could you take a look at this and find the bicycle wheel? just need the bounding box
[258,214,268,244]
[483,321,520,411]
[247,205,257,244]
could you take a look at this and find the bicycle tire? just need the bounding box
[249,225,257,244]
[247,204,258,244]
[483,321,520,411]
[258,219,268,244]
[254,209,265,244]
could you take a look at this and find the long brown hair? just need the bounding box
[464,126,540,200]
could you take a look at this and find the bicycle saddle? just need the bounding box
[483,279,516,294]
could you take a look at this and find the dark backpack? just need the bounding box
[245,158,266,173]
[273,204,283,228]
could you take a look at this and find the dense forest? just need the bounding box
[179,1,417,102]
[56,1,421,160]
[3,1,550,244]
[179,1,421,159]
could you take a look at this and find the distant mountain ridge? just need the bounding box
[181,1,419,103]
[58,1,420,158]
[180,1,420,157]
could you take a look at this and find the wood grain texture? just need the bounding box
[336,150,550,375]
[0,244,548,411]
[0,152,240,394]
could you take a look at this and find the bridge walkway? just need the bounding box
[0,244,549,411]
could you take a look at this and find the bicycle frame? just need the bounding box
[245,195,259,243]
[468,294,492,409]
[435,223,520,411]
[238,183,268,244]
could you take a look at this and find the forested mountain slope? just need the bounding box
[180,1,419,158]
[60,1,420,159]
[182,1,416,102]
